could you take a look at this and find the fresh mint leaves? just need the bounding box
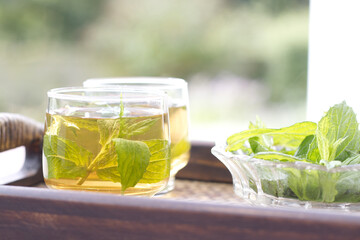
[226,101,360,203]
[227,101,360,166]
[226,121,317,152]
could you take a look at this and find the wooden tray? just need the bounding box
[1,114,360,239]
[1,143,360,239]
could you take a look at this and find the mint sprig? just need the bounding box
[75,106,159,190]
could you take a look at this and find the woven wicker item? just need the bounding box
[0,113,44,185]
[0,113,43,153]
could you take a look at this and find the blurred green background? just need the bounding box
[0,0,309,140]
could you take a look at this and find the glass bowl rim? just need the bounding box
[212,143,360,173]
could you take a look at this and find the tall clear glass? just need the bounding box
[43,87,171,196]
[83,78,190,193]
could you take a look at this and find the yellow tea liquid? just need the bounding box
[168,105,190,178]
[43,109,170,196]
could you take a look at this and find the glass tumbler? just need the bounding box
[43,87,171,196]
[83,78,190,193]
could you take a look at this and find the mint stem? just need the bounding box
[76,149,104,185]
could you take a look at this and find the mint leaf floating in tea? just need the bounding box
[96,167,122,183]
[96,139,170,185]
[43,134,92,179]
[98,118,120,146]
[141,139,171,183]
[171,137,191,160]
[74,98,166,191]
[74,117,155,186]
[113,138,151,191]
[120,118,159,138]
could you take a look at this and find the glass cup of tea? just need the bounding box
[83,78,190,193]
[43,87,171,196]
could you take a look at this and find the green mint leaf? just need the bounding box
[112,138,151,191]
[316,101,359,162]
[116,96,160,139]
[271,123,317,150]
[75,119,119,185]
[140,139,171,183]
[46,115,64,135]
[249,137,270,153]
[255,166,289,197]
[253,152,306,162]
[226,121,317,152]
[91,142,118,169]
[44,134,93,167]
[295,135,315,158]
[337,129,360,160]
[171,137,191,160]
[94,117,158,170]
[96,167,121,182]
[98,119,120,146]
[46,115,99,139]
[341,154,360,165]
[305,137,321,163]
[124,118,159,138]
[97,139,170,184]
[43,134,92,179]
[335,171,360,202]
[285,168,338,202]
[249,117,273,148]
[118,117,162,139]
[47,156,88,179]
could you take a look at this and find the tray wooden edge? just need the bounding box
[0,185,360,240]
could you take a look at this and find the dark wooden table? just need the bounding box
[1,142,360,240]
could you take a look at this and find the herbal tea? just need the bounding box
[169,105,190,176]
[82,78,190,193]
[43,108,170,196]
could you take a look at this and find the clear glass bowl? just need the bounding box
[212,143,360,211]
